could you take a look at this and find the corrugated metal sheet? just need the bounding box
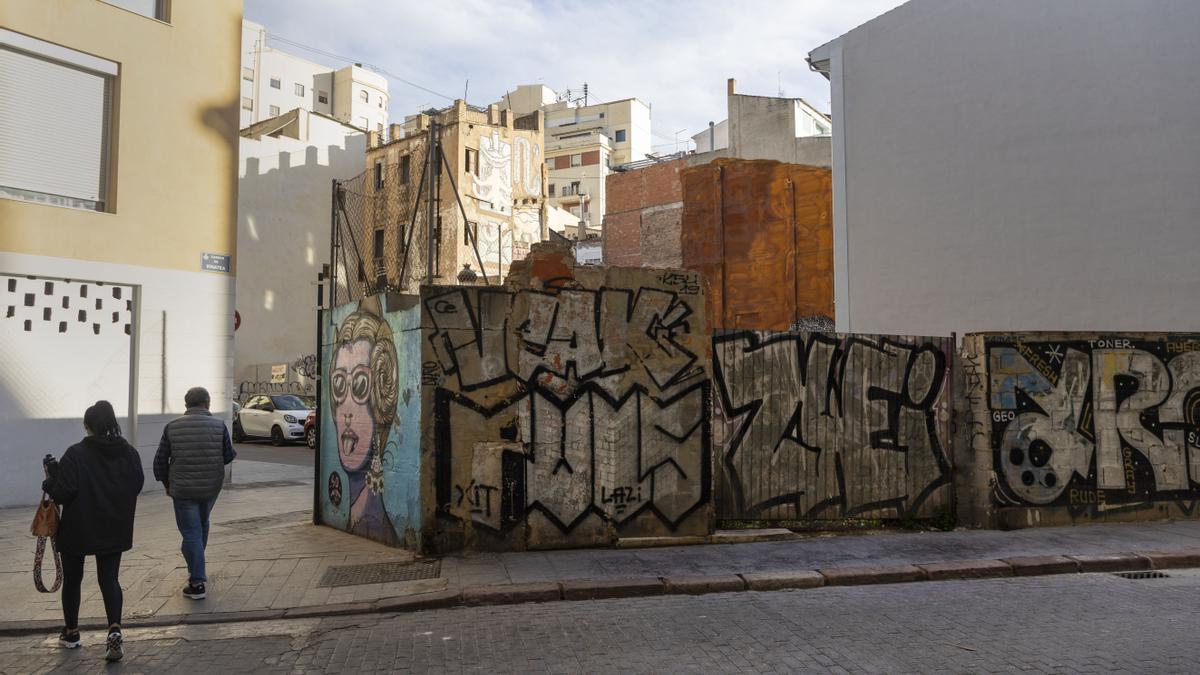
[712,329,954,521]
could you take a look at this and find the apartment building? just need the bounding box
[0,0,242,506]
[240,20,388,135]
[344,101,546,291]
[690,79,832,165]
[498,85,651,232]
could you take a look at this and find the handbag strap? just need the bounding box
[33,536,62,593]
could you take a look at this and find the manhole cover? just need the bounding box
[318,560,441,587]
[1113,571,1169,580]
[216,510,311,530]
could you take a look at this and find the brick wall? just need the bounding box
[603,158,687,267]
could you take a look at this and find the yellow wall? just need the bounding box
[0,0,243,274]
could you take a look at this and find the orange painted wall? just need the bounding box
[681,159,833,330]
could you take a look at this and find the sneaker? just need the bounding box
[182,582,206,599]
[58,628,80,649]
[105,627,123,662]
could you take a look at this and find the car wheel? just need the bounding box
[271,426,285,446]
[233,420,245,443]
[306,426,317,450]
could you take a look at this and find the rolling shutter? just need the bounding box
[0,33,115,208]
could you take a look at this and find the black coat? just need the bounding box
[42,435,144,556]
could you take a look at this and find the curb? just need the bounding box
[2,547,1197,637]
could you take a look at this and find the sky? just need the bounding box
[244,0,906,153]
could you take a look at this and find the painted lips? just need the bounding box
[340,428,359,456]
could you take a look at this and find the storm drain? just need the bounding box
[1113,571,1169,580]
[318,560,441,588]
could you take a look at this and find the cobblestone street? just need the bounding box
[3,569,1198,673]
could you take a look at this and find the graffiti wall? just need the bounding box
[963,333,1200,527]
[319,294,422,547]
[421,245,711,551]
[713,330,954,521]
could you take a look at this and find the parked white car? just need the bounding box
[233,394,312,445]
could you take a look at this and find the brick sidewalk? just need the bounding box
[4,457,1200,634]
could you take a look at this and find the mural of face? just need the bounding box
[326,304,399,540]
[332,339,375,471]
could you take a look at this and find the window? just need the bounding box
[465,148,478,175]
[570,153,582,167]
[373,228,385,257]
[358,116,369,129]
[614,129,626,143]
[400,155,410,183]
[241,97,253,111]
[269,105,280,117]
[464,221,478,246]
[0,28,117,212]
[295,83,305,97]
[548,184,556,197]
[317,90,328,104]
[270,77,281,89]
[571,181,581,195]
[359,90,368,103]
[378,97,384,109]
[374,161,384,190]
[241,67,254,82]
[377,122,384,135]
[101,0,168,21]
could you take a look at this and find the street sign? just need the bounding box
[201,252,230,273]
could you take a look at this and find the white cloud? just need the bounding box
[245,0,905,152]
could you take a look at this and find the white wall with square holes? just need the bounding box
[0,252,235,506]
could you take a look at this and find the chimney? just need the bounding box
[389,123,403,141]
[487,103,500,125]
[367,130,380,148]
[708,121,715,151]
[727,78,736,96]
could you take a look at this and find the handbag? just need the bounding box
[31,493,62,593]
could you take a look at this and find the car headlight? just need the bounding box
[284,414,297,424]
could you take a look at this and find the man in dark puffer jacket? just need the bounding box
[153,387,236,600]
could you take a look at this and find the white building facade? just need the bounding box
[235,109,367,399]
[241,20,389,135]
[499,85,652,231]
[809,0,1200,335]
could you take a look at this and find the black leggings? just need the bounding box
[61,552,123,629]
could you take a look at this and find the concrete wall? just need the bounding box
[236,111,366,392]
[682,159,833,330]
[420,244,711,552]
[727,94,832,167]
[1,0,241,506]
[318,293,423,547]
[960,332,1200,529]
[814,0,1200,335]
[714,330,954,521]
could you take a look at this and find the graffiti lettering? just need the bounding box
[712,331,953,519]
[986,337,1200,516]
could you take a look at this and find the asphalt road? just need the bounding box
[232,441,314,467]
[6,569,1199,673]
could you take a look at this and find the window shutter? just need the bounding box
[0,46,111,205]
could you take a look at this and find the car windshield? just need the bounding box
[298,396,317,408]
[271,395,309,411]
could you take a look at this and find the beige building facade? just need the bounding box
[0,0,242,506]
[350,101,547,291]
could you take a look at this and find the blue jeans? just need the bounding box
[172,496,217,584]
